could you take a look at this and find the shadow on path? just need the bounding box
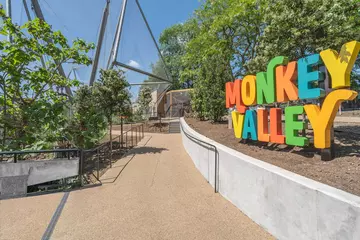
[125,146,169,156]
[101,139,168,184]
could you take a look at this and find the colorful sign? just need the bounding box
[225,41,360,149]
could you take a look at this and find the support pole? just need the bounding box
[107,0,128,69]
[89,0,110,85]
[113,61,170,83]
[135,0,172,81]
[23,0,46,68]
[22,0,31,20]
[3,0,12,148]
[31,0,72,97]
[6,0,12,42]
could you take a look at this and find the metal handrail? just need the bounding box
[0,124,146,192]
[81,122,145,183]
[180,120,219,193]
[90,123,145,151]
[0,149,80,163]
[0,149,79,155]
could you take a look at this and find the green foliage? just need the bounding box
[191,55,230,122]
[180,0,263,121]
[138,87,152,114]
[249,0,360,73]
[64,85,107,149]
[0,8,94,150]
[159,21,199,88]
[93,69,131,122]
[93,69,131,148]
[159,0,360,121]
[132,109,146,122]
[182,0,266,80]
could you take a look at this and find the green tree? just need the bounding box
[191,54,230,122]
[182,0,266,79]
[180,0,265,121]
[93,69,131,157]
[160,0,360,121]
[65,85,107,149]
[0,9,94,150]
[138,87,152,116]
[249,0,360,74]
[159,21,198,88]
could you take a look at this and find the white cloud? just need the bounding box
[128,60,141,69]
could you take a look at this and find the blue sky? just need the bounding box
[3,0,201,99]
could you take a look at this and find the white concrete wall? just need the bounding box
[0,159,79,185]
[180,118,360,240]
[0,159,79,198]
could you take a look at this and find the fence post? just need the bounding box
[14,154,17,163]
[120,117,123,149]
[79,150,84,187]
[97,149,100,180]
[131,127,133,147]
[135,127,138,144]
[119,136,122,149]
[125,132,128,148]
[109,146,112,168]
[142,124,144,138]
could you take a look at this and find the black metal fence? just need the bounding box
[80,123,145,184]
[0,123,145,193]
[0,149,80,163]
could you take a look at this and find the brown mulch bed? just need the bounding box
[337,110,360,117]
[185,117,360,196]
[112,121,169,133]
[143,121,169,133]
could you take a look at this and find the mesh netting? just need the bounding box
[165,89,191,118]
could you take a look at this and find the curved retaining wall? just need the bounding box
[180,118,360,240]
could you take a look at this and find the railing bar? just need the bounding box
[180,122,219,193]
[126,132,128,148]
[131,127,133,147]
[0,149,80,155]
[97,149,100,180]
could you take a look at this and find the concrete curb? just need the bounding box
[180,118,360,240]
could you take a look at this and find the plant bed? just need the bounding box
[143,121,169,133]
[185,117,360,196]
[113,122,170,133]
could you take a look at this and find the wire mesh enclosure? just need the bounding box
[165,89,192,118]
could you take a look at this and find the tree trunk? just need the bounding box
[109,118,112,168]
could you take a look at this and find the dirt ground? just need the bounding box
[143,121,169,133]
[112,121,169,134]
[185,117,360,196]
[337,109,360,117]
